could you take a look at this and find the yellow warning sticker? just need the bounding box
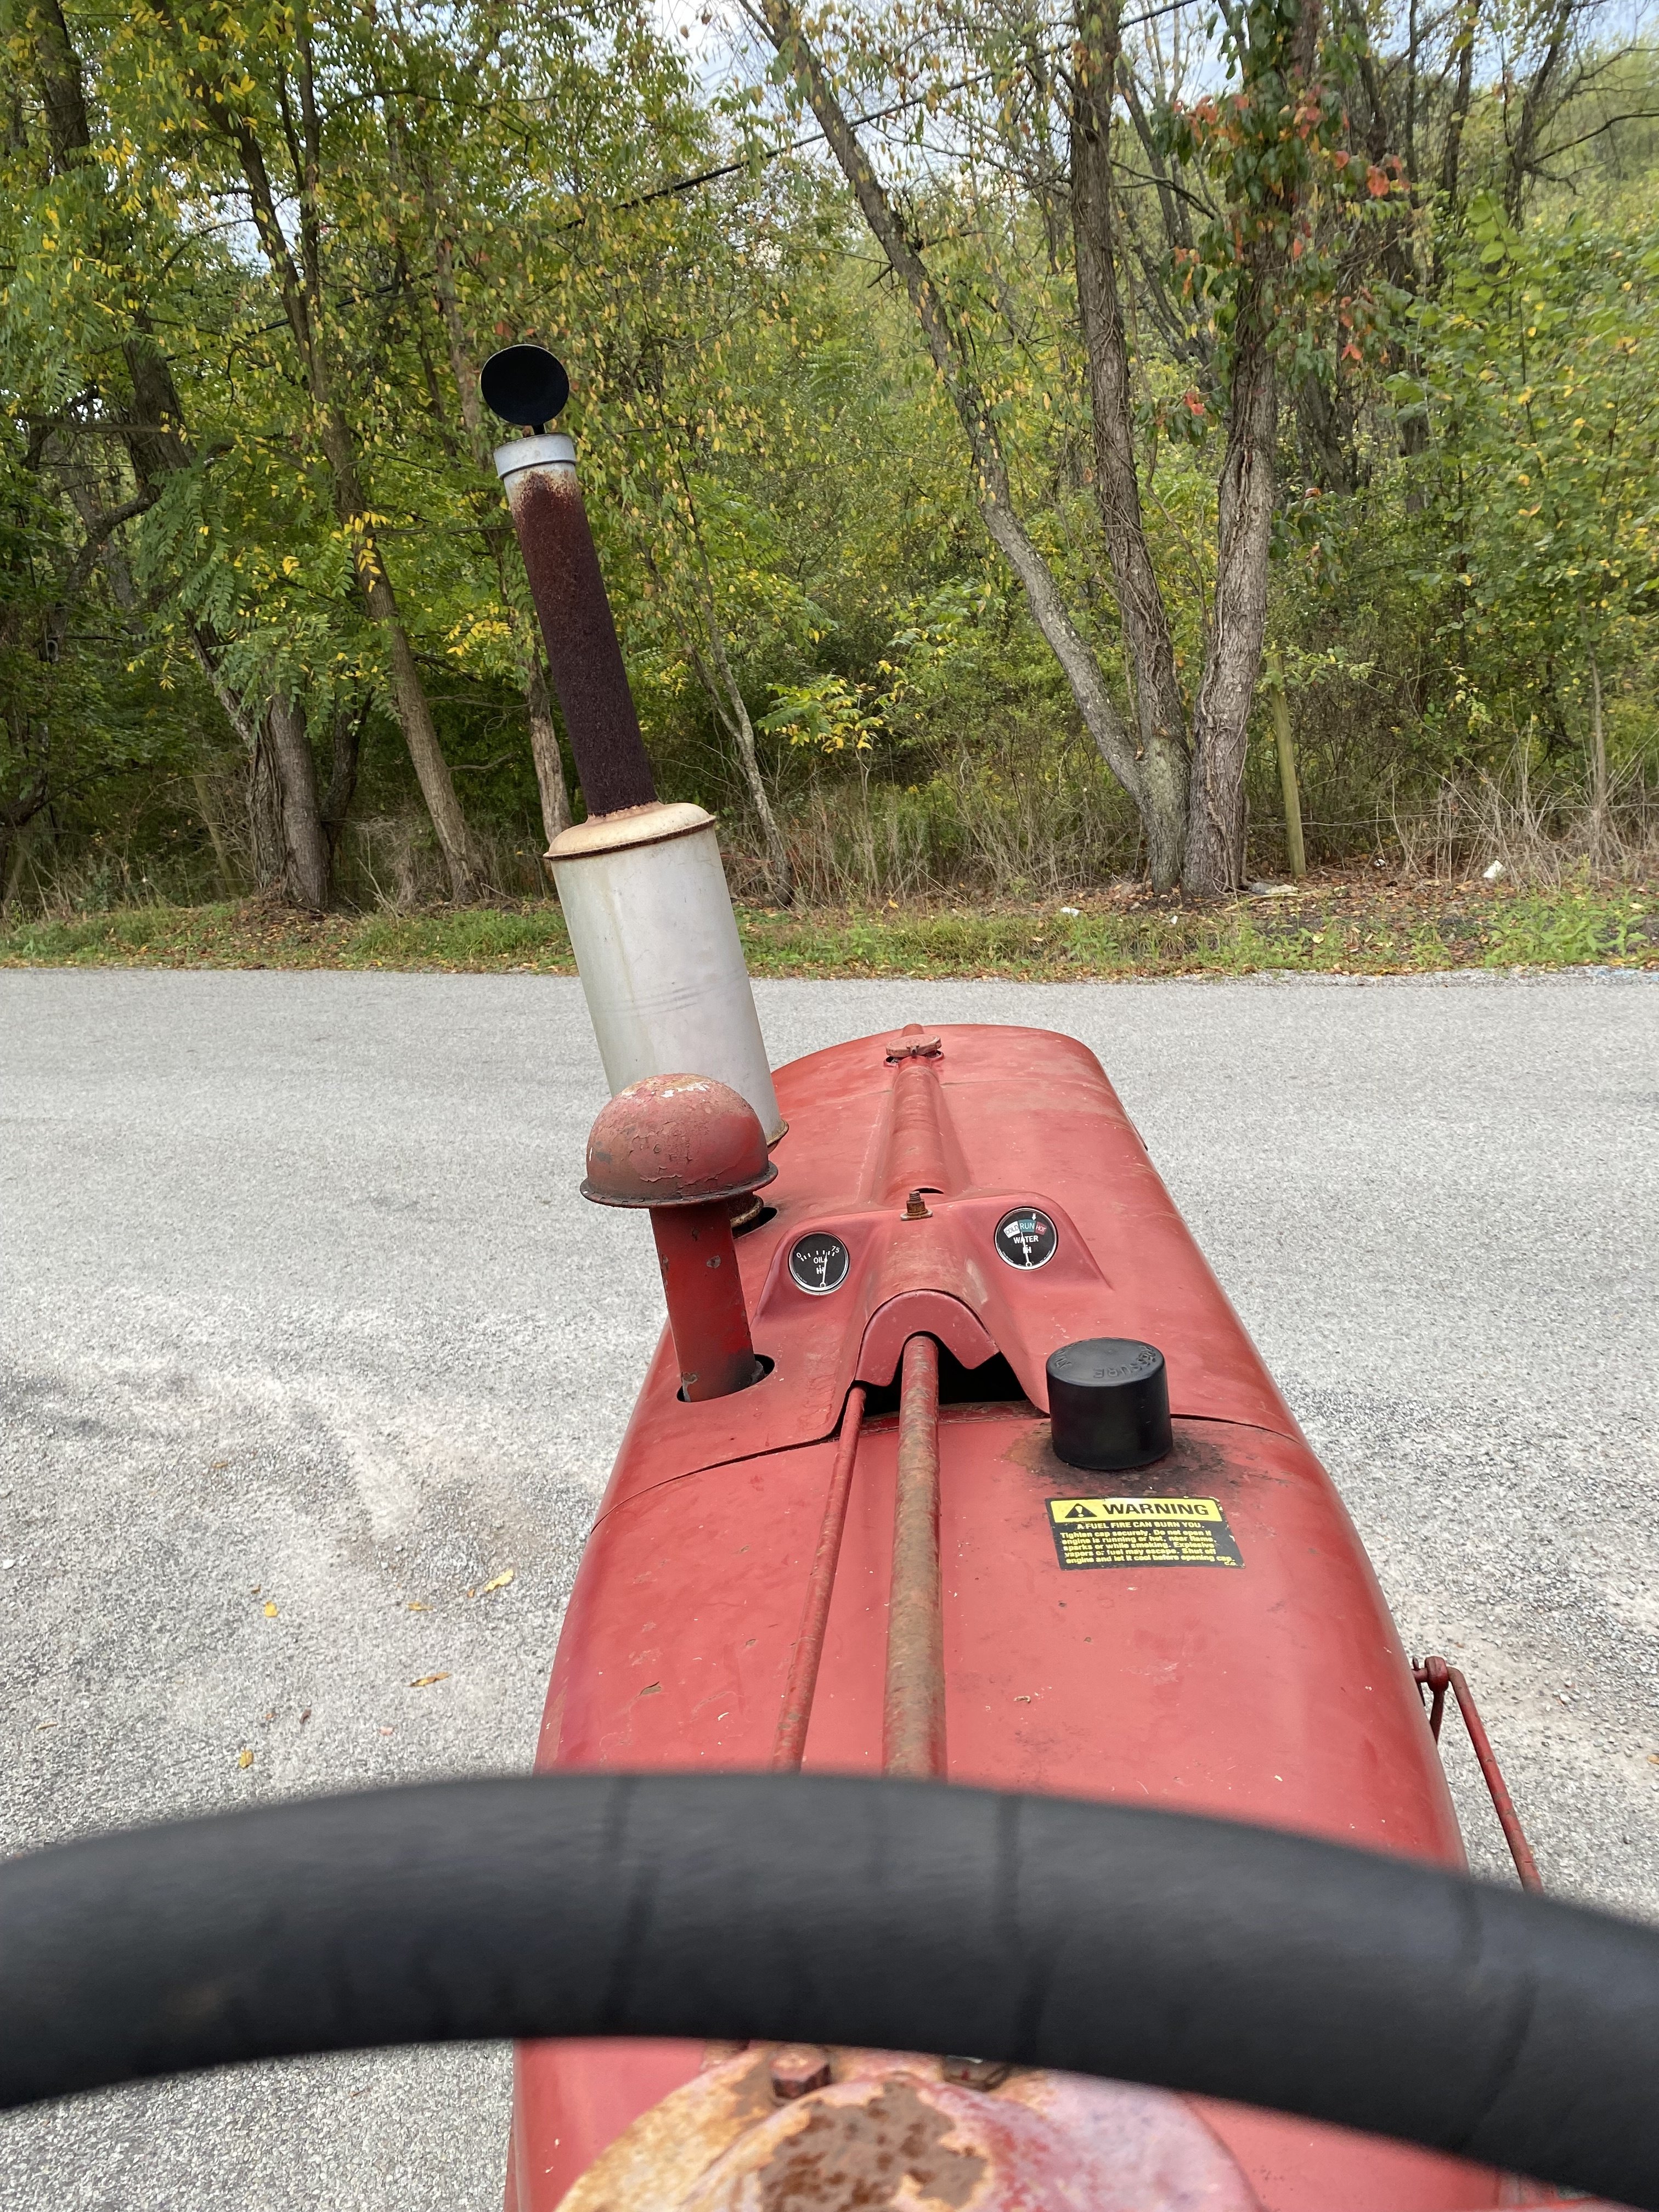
[1046,1496,1244,1570]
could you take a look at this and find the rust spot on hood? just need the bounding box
[555,2049,1263,2212]
[754,2078,986,2212]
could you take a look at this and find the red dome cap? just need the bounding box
[582,1074,777,1209]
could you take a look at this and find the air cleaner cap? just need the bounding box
[1046,1338,1172,1471]
[582,1072,777,1209]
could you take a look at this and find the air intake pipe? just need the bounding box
[482,345,782,1142]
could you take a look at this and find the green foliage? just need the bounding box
[1401,194,1659,753]
[1159,0,1408,379]
[761,673,887,754]
[1,0,1656,910]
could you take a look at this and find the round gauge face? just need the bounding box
[789,1231,851,1295]
[995,1206,1059,1269]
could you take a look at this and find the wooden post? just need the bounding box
[1267,650,1307,881]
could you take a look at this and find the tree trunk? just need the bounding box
[1439,0,1480,197]
[321,702,366,856]
[266,693,331,910]
[376,597,477,898]
[974,496,1147,805]
[1503,0,1575,217]
[1184,301,1279,896]
[247,726,286,894]
[185,627,330,904]
[524,656,572,851]
[691,605,793,905]
[382,612,481,902]
[1586,640,1608,860]
[1182,0,1324,898]
[1266,651,1307,879]
[1070,4,1191,890]
[313,415,481,905]
[1295,373,1359,496]
[0,780,52,911]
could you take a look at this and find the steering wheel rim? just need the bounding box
[3,1773,1655,2205]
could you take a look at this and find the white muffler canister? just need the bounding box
[549,802,782,1142]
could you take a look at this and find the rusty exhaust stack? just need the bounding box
[483,348,654,820]
[482,346,781,1142]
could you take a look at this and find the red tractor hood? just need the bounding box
[508,1023,1515,2212]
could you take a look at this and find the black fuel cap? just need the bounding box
[1046,1338,1172,1471]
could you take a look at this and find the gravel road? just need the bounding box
[3,967,1656,2211]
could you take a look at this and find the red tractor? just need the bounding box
[2,352,1655,2212]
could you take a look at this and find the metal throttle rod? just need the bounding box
[883,1334,945,1778]
[772,1385,868,1770]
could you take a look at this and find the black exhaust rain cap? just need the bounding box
[480,345,570,433]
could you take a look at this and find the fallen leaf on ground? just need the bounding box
[475,1569,514,1597]
[410,1672,451,1688]
[405,1599,428,1611]
[238,1748,253,1769]
[263,1601,279,1617]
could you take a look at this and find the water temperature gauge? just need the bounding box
[995,1206,1058,1269]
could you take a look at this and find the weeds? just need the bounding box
[1389,751,1659,889]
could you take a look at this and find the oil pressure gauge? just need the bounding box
[789,1231,851,1295]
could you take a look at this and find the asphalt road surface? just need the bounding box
[3,967,1657,2211]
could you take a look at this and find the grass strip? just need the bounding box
[2,883,1652,979]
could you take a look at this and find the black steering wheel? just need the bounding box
[4,1774,1656,2205]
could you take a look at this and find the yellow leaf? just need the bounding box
[475,1569,514,1597]
[410,1672,451,1688]
[238,1748,253,1769]
[264,1601,279,1617]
